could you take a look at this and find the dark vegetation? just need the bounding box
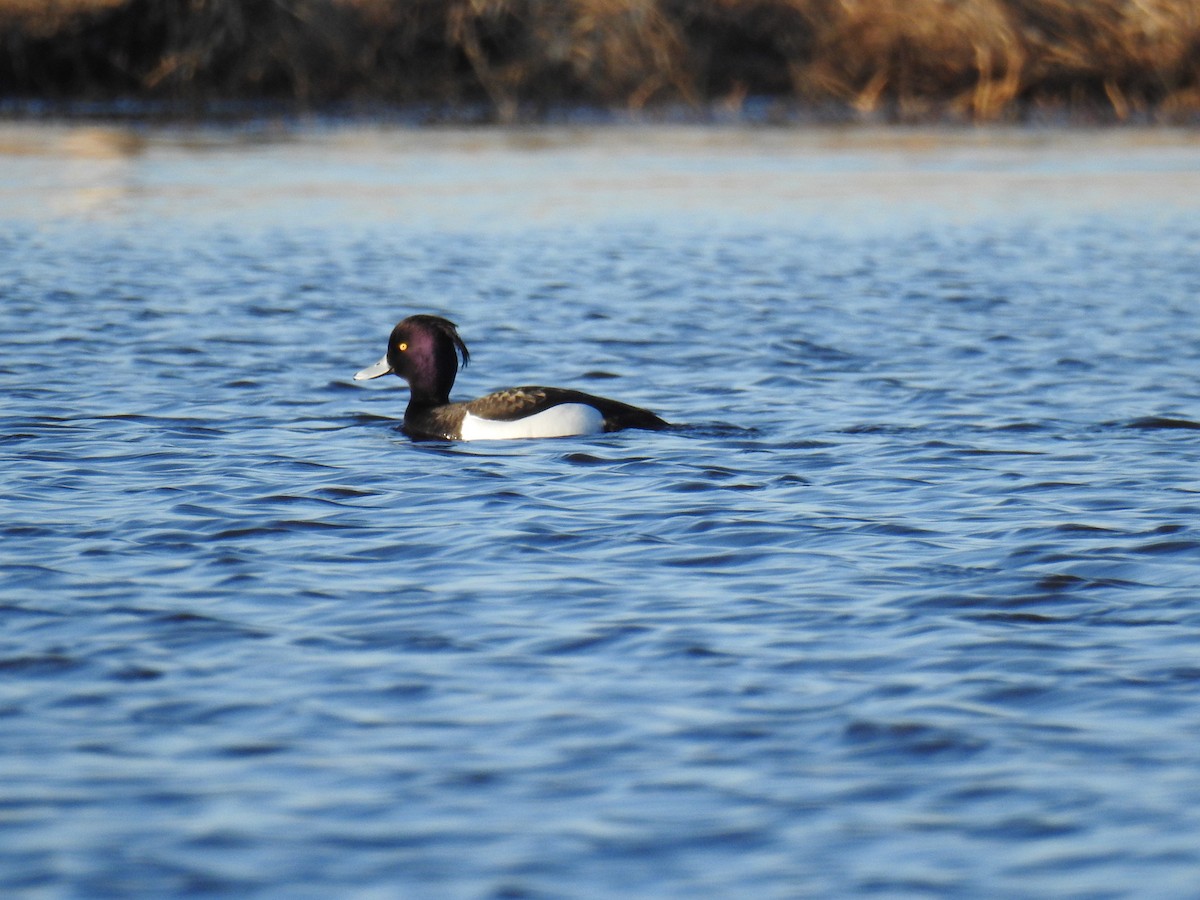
[2,0,1199,121]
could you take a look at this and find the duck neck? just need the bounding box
[405,394,442,418]
[406,382,449,406]
[404,336,457,406]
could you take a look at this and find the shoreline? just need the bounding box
[0,97,1196,129]
[2,0,1199,125]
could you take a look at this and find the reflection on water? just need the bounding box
[3,122,1200,227]
[2,123,1200,897]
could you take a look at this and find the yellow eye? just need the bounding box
[397,342,408,352]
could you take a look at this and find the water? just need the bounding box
[3,124,1200,897]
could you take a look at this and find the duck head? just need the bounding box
[354,315,470,404]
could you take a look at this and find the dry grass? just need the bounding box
[1,0,1198,120]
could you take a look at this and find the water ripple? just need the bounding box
[4,132,1200,898]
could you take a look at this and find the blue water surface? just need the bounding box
[3,125,1200,897]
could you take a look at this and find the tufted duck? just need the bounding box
[354,315,669,441]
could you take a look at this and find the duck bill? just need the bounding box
[354,354,393,381]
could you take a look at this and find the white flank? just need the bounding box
[460,403,604,441]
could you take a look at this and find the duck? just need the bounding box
[353,315,669,441]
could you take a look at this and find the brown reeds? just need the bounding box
[1,0,1198,120]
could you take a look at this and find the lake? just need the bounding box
[3,122,1200,897]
